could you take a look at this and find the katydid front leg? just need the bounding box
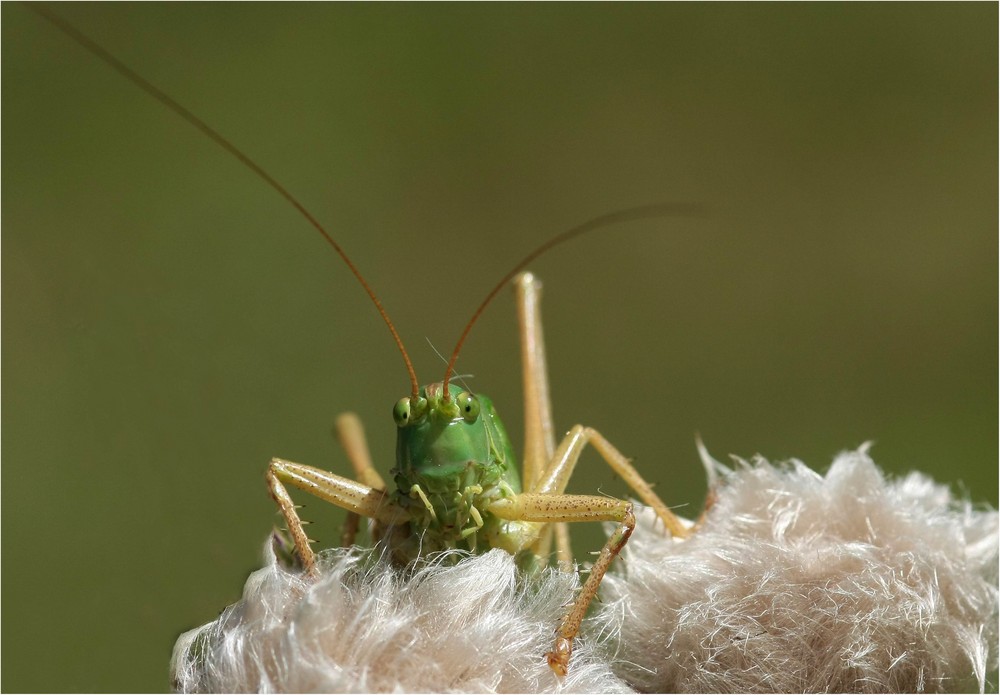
[523,424,688,672]
[266,457,403,576]
[488,492,636,676]
[511,418,688,674]
[513,418,682,676]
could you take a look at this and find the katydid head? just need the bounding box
[393,382,481,427]
[392,382,480,428]
[392,382,516,495]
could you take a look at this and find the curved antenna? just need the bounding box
[31,5,421,400]
[441,202,706,398]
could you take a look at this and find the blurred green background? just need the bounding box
[3,4,996,692]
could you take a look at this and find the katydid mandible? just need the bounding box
[33,6,696,676]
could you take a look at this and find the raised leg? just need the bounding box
[266,457,404,576]
[514,272,572,568]
[515,272,556,484]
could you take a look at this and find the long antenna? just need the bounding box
[30,4,421,401]
[441,203,706,398]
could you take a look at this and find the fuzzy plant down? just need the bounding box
[594,444,998,693]
[170,544,632,693]
[171,446,998,693]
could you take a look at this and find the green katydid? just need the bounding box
[34,6,698,676]
[267,245,694,676]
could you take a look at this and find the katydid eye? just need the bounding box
[456,392,480,423]
[393,396,427,427]
[392,397,411,427]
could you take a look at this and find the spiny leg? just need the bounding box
[489,492,635,675]
[514,272,572,568]
[549,504,634,676]
[266,457,403,576]
[534,425,690,538]
[267,465,319,578]
[331,413,385,546]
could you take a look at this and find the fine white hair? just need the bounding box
[172,445,997,693]
[594,444,998,693]
[171,544,630,693]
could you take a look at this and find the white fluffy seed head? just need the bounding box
[594,445,999,693]
[172,446,997,693]
[171,544,631,693]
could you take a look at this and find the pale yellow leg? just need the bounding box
[515,272,557,484]
[332,413,385,547]
[266,457,404,575]
[333,413,384,489]
[549,504,634,676]
[339,511,361,549]
[533,425,690,538]
[552,522,573,570]
[514,272,572,568]
[488,492,635,675]
[267,464,320,578]
[509,271,687,673]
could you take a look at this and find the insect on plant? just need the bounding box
[34,6,701,676]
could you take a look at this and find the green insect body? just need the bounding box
[389,382,533,560]
[264,271,692,676]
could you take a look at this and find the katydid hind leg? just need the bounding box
[513,272,573,566]
[533,425,690,538]
[553,522,573,572]
[514,272,556,485]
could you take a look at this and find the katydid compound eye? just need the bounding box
[392,397,411,427]
[456,392,480,423]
